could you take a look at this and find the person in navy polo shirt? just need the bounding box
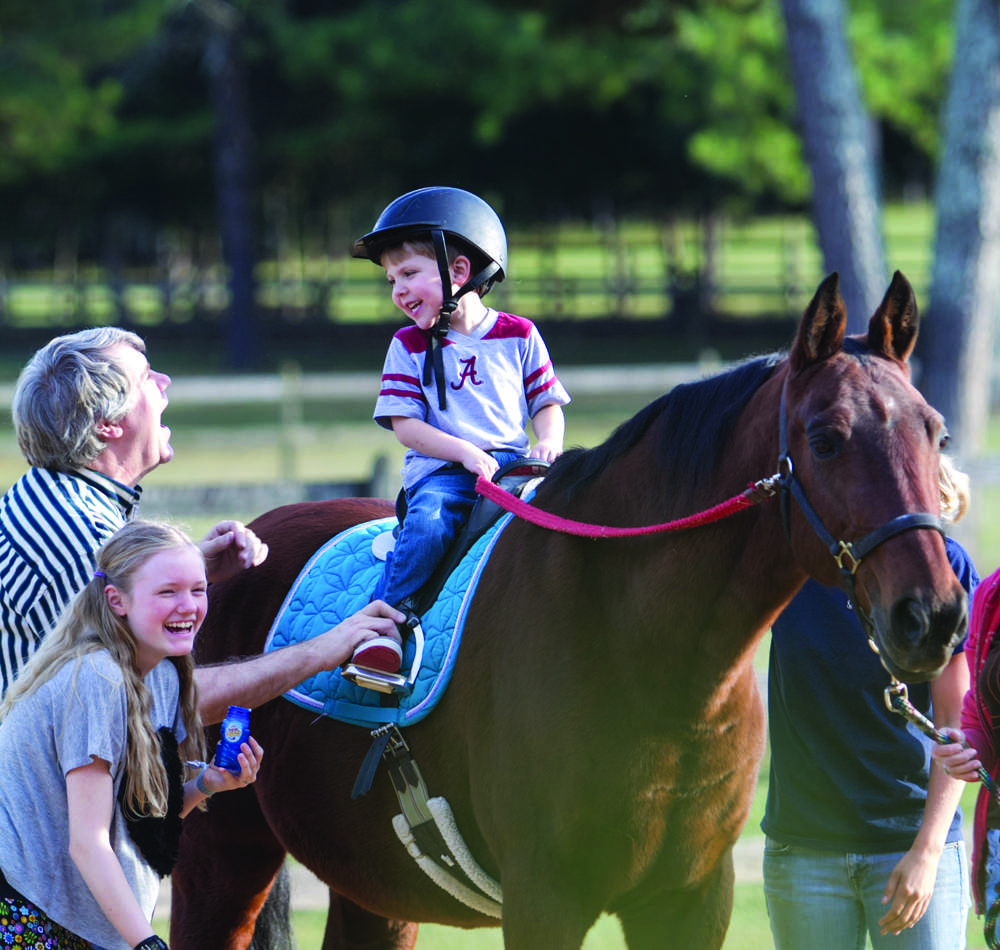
[762,458,978,949]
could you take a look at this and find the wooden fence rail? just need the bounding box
[0,210,935,328]
[1,363,995,564]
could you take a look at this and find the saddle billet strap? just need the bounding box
[351,727,392,799]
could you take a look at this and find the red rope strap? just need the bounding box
[475,475,777,539]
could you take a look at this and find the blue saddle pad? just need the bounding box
[263,513,512,727]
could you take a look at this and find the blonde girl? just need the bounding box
[0,520,262,950]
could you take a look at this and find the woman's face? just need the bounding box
[106,545,207,674]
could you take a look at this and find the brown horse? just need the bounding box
[171,272,967,949]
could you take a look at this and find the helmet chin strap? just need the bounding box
[422,229,501,411]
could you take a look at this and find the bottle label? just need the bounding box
[223,721,245,743]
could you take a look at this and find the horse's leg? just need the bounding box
[171,787,288,950]
[498,867,598,950]
[247,863,294,950]
[321,889,419,950]
[617,855,735,950]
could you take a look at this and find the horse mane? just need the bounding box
[540,352,785,504]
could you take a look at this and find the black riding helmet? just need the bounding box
[352,186,508,316]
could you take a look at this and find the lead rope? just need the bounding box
[884,680,1000,801]
[885,679,1000,947]
[474,471,784,537]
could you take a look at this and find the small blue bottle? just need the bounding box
[214,705,251,772]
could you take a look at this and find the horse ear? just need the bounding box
[789,272,846,371]
[867,270,918,363]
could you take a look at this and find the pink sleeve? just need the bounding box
[963,573,1000,771]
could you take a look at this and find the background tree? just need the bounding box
[0,0,976,370]
[197,0,259,369]
[2,0,953,237]
[777,0,886,333]
[916,0,1000,457]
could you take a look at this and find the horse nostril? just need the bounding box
[889,594,965,659]
[889,596,929,649]
[932,596,967,650]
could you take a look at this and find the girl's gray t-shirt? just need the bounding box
[0,653,184,949]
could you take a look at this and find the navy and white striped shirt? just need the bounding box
[0,467,140,697]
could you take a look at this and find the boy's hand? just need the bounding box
[529,439,563,463]
[460,446,499,478]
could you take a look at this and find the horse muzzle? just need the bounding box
[868,592,968,683]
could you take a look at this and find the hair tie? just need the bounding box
[93,570,106,579]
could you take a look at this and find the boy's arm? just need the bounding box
[530,404,565,462]
[392,416,498,477]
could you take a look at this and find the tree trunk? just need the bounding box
[779,0,886,332]
[203,8,259,370]
[916,0,1000,458]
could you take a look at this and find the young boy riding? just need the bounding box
[347,186,570,681]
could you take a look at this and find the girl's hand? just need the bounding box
[931,727,982,781]
[201,737,264,795]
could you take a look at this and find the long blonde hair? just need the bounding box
[1,520,207,818]
[939,454,970,525]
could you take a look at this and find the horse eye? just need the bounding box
[939,433,951,451]
[809,435,838,459]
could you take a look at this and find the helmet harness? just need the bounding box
[424,229,502,410]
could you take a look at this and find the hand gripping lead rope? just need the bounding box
[884,680,1000,801]
[885,680,1000,948]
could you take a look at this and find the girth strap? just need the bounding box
[352,724,502,911]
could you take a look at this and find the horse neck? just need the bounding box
[545,374,806,706]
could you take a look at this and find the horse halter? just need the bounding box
[776,384,946,643]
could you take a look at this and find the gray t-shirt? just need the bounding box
[0,653,185,949]
[374,310,571,488]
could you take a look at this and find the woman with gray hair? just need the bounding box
[13,326,146,471]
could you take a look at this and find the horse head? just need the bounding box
[780,271,967,682]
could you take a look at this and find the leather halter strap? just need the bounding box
[776,384,945,635]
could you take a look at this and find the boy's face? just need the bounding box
[383,248,445,330]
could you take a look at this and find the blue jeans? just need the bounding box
[763,836,969,950]
[985,829,1000,920]
[373,451,522,608]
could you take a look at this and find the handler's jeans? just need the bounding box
[763,836,969,950]
[984,829,1000,928]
